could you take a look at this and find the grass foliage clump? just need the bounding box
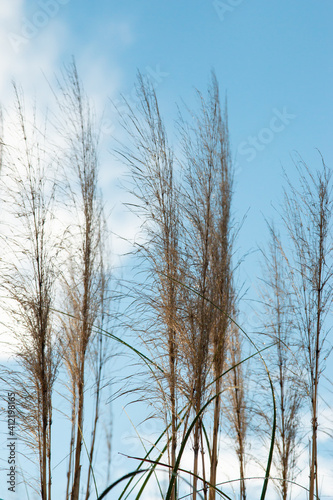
[0,65,332,500]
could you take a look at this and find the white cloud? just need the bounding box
[0,1,22,21]
[0,0,142,279]
[0,1,68,106]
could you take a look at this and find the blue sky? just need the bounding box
[0,1,333,498]
[12,0,331,277]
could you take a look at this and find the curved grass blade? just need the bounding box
[164,370,246,500]
[95,469,148,500]
[161,273,277,500]
[78,422,99,499]
[123,454,231,500]
[119,406,189,500]
[201,421,211,462]
[134,406,191,499]
[178,476,311,500]
[215,475,312,495]
[161,345,275,500]
[123,409,164,498]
